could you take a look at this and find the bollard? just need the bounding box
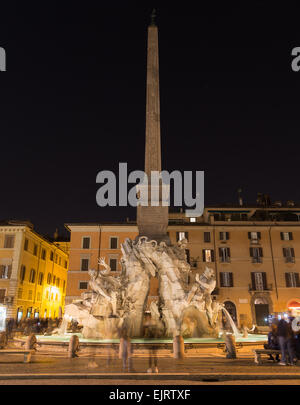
[173,335,184,359]
[224,333,237,359]
[25,333,37,350]
[68,335,80,358]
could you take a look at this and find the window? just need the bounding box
[204,232,211,243]
[109,258,117,271]
[47,273,52,284]
[79,281,88,290]
[176,232,189,242]
[285,272,300,287]
[28,290,33,300]
[250,272,267,291]
[41,249,46,260]
[20,265,26,283]
[33,244,38,256]
[56,278,60,288]
[29,269,36,283]
[46,291,49,299]
[220,232,229,241]
[55,254,58,263]
[63,280,66,293]
[281,232,293,241]
[4,235,15,248]
[17,288,22,299]
[0,265,11,279]
[248,232,261,242]
[81,258,89,271]
[59,257,61,266]
[250,247,263,263]
[24,238,29,251]
[220,272,233,287]
[189,217,196,223]
[219,247,231,263]
[36,292,41,302]
[0,289,5,303]
[53,275,56,285]
[110,237,118,249]
[64,260,68,269]
[283,247,295,263]
[50,251,54,261]
[202,249,214,262]
[82,237,90,249]
[38,272,43,285]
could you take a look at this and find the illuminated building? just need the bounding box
[0,220,69,321]
[65,202,300,329]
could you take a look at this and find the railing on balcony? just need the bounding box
[219,258,231,263]
[252,257,263,263]
[248,283,272,292]
[285,257,295,263]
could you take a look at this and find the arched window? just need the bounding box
[20,266,26,283]
[224,301,237,324]
[38,272,43,285]
[29,269,36,283]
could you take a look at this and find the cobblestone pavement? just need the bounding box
[0,348,300,383]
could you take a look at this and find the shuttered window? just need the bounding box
[220,272,233,287]
[204,232,211,243]
[202,249,214,262]
[82,237,91,249]
[285,272,300,287]
[220,232,230,241]
[4,235,15,248]
[281,232,293,241]
[219,247,231,262]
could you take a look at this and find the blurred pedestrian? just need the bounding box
[277,316,297,366]
[264,323,280,361]
[118,324,133,372]
[143,314,159,373]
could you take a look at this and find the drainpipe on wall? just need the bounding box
[269,225,279,301]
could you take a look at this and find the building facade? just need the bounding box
[65,204,300,329]
[0,221,69,322]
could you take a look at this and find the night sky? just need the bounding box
[1,1,300,237]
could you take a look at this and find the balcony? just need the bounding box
[252,257,263,264]
[285,257,295,264]
[219,258,231,263]
[248,283,272,292]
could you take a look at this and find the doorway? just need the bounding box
[224,301,237,324]
[254,301,269,326]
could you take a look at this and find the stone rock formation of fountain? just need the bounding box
[60,236,240,340]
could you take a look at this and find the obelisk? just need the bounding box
[137,9,170,244]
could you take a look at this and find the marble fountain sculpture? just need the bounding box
[61,237,226,339]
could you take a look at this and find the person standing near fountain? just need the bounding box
[118,324,133,372]
[277,316,297,366]
[143,313,159,373]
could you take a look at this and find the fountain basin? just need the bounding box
[13,333,267,355]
